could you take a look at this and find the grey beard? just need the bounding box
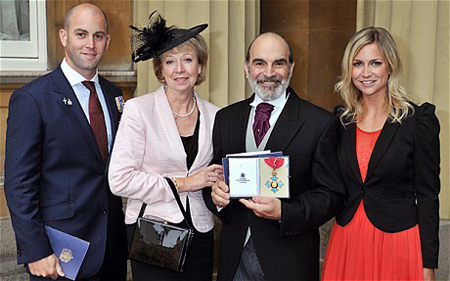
[248,72,292,101]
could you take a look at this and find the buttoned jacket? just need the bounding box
[4,65,128,278]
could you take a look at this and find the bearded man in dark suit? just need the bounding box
[4,3,127,280]
[203,32,344,281]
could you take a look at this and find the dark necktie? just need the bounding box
[253,103,274,147]
[82,81,108,163]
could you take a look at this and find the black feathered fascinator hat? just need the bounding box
[130,11,208,63]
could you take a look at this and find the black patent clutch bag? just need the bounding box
[128,178,194,272]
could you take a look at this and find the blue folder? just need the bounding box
[45,226,90,280]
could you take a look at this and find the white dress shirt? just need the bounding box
[60,58,113,150]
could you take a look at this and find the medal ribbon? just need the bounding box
[264,157,284,169]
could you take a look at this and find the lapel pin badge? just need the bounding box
[115,96,125,113]
[62,97,73,106]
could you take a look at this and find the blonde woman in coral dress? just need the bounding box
[321,27,440,281]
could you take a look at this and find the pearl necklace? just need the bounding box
[172,95,196,118]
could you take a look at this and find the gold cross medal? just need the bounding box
[264,157,284,194]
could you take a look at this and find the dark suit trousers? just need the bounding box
[233,239,265,281]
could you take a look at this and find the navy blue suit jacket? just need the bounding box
[4,65,128,278]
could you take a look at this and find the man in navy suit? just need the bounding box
[4,3,127,280]
[203,32,344,280]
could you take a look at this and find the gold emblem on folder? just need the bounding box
[59,248,74,263]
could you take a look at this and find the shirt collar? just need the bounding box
[250,90,290,109]
[61,58,100,86]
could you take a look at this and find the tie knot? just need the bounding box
[82,81,96,93]
[256,102,274,115]
[253,103,274,147]
[254,102,274,123]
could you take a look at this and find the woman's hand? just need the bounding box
[423,268,436,281]
[212,180,230,208]
[176,164,223,192]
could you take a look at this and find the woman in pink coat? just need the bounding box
[109,12,222,281]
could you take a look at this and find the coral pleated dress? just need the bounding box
[321,126,424,281]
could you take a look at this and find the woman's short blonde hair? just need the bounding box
[336,26,413,125]
[153,34,208,86]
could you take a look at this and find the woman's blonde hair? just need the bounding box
[335,26,413,125]
[153,34,208,86]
